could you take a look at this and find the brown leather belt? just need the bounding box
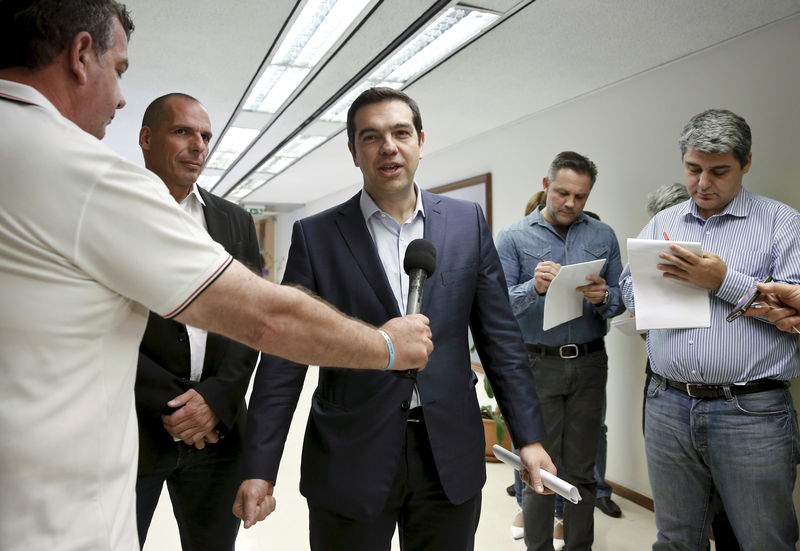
[526,337,604,359]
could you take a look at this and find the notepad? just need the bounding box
[626,238,710,330]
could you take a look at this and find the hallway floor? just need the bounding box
[143,367,679,550]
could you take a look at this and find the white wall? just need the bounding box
[272,13,800,502]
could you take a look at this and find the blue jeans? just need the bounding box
[645,376,799,551]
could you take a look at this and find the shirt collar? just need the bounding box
[685,187,750,221]
[180,182,206,208]
[0,79,72,121]
[528,205,587,228]
[359,183,425,224]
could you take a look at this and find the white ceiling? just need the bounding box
[104,0,800,212]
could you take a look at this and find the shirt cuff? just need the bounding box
[716,268,753,305]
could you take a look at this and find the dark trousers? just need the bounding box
[308,412,481,551]
[136,437,242,551]
[522,349,607,551]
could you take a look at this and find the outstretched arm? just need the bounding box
[175,261,433,372]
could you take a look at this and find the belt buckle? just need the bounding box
[685,383,702,398]
[559,344,579,359]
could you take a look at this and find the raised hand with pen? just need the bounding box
[533,261,561,294]
[656,244,727,290]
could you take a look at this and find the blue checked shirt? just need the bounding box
[620,189,800,383]
[496,207,625,347]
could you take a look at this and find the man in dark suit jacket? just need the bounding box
[134,93,261,551]
[234,88,555,550]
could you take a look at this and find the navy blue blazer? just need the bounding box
[243,190,545,520]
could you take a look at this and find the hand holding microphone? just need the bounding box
[377,239,437,372]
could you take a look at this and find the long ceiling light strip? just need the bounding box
[243,0,371,114]
[227,135,327,201]
[225,4,499,202]
[206,127,261,170]
[202,0,372,187]
[321,8,497,123]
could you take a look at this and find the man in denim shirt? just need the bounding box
[496,151,625,551]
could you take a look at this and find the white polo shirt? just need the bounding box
[0,80,232,551]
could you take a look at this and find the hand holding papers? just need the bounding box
[626,238,710,330]
[492,445,581,504]
[542,259,606,330]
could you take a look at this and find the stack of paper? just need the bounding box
[542,259,606,331]
[626,238,710,330]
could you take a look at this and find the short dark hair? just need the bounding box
[678,109,751,168]
[0,0,134,70]
[142,93,201,129]
[547,151,598,186]
[346,87,423,145]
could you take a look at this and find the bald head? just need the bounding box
[142,92,202,130]
[139,94,212,202]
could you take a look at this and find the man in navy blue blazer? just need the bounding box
[234,87,554,550]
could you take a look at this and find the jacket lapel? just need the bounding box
[421,191,446,314]
[199,187,231,247]
[335,193,402,318]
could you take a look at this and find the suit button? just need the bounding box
[401,400,410,410]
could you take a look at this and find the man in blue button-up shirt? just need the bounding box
[496,151,625,551]
[620,109,800,550]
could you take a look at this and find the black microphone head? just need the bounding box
[404,239,436,277]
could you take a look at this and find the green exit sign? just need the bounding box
[247,207,264,216]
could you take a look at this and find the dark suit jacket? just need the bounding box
[243,191,546,520]
[136,187,262,471]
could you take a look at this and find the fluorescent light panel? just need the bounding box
[196,174,220,190]
[244,0,371,113]
[206,127,261,170]
[226,4,499,201]
[321,6,498,123]
[227,176,273,201]
[256,134,327,174]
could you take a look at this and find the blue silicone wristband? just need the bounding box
[377,329,395,371]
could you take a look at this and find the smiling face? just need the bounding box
[541,168,593,227]
[139,96,212,202]
[347,99,424,207]
[683,149,751,219]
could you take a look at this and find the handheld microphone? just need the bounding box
[404,239,437,315]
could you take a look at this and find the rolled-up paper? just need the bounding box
[492,444,581,504]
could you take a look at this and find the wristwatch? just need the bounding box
[601,290,609,306]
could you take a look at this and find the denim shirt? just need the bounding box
[496,206,625,346]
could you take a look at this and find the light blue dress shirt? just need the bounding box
[496,206,625,347]
[620,189,800,383]
[360,185,424,406]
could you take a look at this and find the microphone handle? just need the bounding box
[406,270,428,315]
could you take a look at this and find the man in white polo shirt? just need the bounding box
[0,2,432,551]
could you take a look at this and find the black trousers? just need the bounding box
[309,412,481,551]
[136,436,242,551]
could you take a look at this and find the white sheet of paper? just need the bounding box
[626,238,710,330]
[492,445,581,504]
[542,259,606,331]
[611,314,645,336]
